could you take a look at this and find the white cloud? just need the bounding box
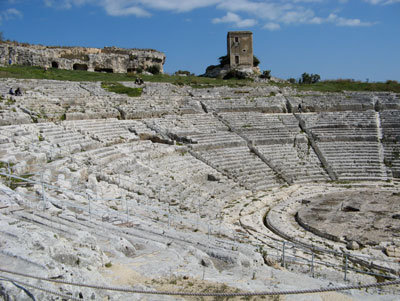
[327,13,375,27]
[142,0,222,13]
[212,12,257,28]
[364,0,400,4]
[263,22,281,31]
[37,0,378,28]
[0,8,22,24]
[44,0,89,9]
[102,0,151,17]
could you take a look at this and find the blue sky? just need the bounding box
[0,0,399,81]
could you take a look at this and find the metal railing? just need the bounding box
[0,170,399,285]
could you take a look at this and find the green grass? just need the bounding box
[1,65,399,92]
[294,79,400,93]
[101,82,142,97]
[0,65,254,88]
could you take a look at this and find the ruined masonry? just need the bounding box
[0,43,165,73]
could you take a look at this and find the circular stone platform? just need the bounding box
[296,190,400,246]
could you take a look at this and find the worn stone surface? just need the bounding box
[296,190,400,246]
[0,78,400,300]
[0,43,165,73]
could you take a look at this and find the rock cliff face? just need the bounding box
[0,43,165,73]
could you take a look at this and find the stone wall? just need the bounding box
[0,43,165,74]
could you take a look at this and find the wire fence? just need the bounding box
[0,168,399,287]
[1,268,400,299]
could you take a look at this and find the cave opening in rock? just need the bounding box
[95,67,113,73]
[73,63,88,71]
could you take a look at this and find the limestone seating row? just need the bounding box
[219,112,299,129]
[119,120,158,137]
[380,110,400,124]
[201,97,287,113]
[71,141,156,169]
[382,128,400,139]
[375,94,400,110]
[108,160,219,217]
[147,114,228,135]
[241,129,302,145]
[256,144,330,183]
[219,112,302,145]
[300,111,377,128]
[0,109,33,126]
[74,146,126,167]
[188,132,246,150]
[310,128,378,142]
[119,150,246,212]
[196,146,281,191]
[287,96,376,112]
[136,99,203,115]
[122,104,192,119]
[382,144,400,177]
[317,141,387,180]
[63,119,138,144]
[35,123,100,152]
[80,82,115,97]
[380,111,400,142]
[0,125,50,173]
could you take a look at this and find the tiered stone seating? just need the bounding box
[375,93,400,110]
[142,148,246,204]
[257,143,329,183]
[149,113,228,135]
[287,93,375,112]
[187,132,245,150]
[0,124,47,173]
[380,110,400,177]
[300,111,388,181]
[63,118,139,144]
[0,126,31,161]
[220,112,329,183]
[147,113,245,149]
[119,120,158,138]
[381,110,400,141]
[73,144,131,167]
[201,96,287,113]
[36,122,100,153]
[220,112,300,144]
[97,149,228,222]
[190,85,280,99]
[121,96,202,119]
[0,110,32,126]
[80,82,113,97]
[196,146,282,191]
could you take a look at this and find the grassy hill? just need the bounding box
[0,65,399,93]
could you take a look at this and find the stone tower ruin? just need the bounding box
[227,31,253,68]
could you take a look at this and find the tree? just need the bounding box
[311,74,321,84]
[300,72,320,84]
[253,55,260,67]
[218,55,229,67]
[147,65,160,75]
[260,70,271,79]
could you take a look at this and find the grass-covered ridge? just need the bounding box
[296,79,400,93]
[0,65,253,88]
[0,65,399,92]
[101,82,142,97]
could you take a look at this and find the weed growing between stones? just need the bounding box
[101,82,142,97]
